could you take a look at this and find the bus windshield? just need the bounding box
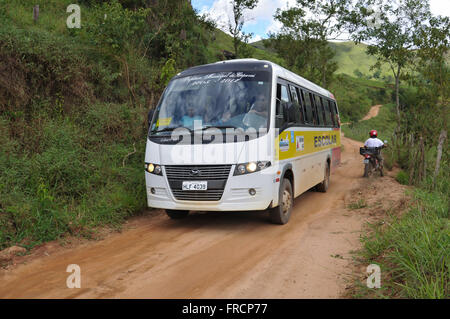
[150,71,271,135]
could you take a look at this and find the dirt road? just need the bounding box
[0,108,406,298]
[361,105,382,121]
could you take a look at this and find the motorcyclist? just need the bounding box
[364,130,385,168]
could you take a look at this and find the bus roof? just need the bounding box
[174,59,335,100]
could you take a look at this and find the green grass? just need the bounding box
[348,199,368,210]
[328,41,392,79]
[342,103,397,143]
[0,104,148,250]
[354,189,449,298]
[396,170,409,185]
[349,76,393,89]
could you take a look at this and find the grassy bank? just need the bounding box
[342,103,449,299]
[0,102,148,250]
[353,188,449,298]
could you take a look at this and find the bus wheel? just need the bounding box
[166,210,189,219]
[316,162,330,193]
[269,178,293,225]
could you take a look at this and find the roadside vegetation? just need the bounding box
[354,189,449,298]
[343,102,449,299]
[0,0,218,249]
[340,27,448,299]
[329,75,392,123]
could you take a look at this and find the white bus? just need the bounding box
[145,59,341,224]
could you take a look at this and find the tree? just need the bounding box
[228,0,259,58]
[348,0,433,123]
[86,0,216,105]
[406,15,449,187]
[266,0,351,87]
[353,69,363,78]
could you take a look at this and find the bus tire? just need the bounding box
[269,178,293,225]
[316,162,330,192]
[166,209,189,219]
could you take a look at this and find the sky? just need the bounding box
[192,0,450,42]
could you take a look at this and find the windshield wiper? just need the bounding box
[152,127,178,134]
[197,125,239,131]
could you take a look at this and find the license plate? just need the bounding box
[364,159,369,164]
[182,181,207,191]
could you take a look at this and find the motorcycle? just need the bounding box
[360,142,387,177]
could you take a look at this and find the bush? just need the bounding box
[328,74,393,123]
[0,26,93,112]
[396,170,409,185]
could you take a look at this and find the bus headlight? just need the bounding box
[237,164,246,174]
[234,161,271,175]
[247,162,257,172]
[145,163,163,176]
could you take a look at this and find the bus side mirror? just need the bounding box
[148,109,154,127]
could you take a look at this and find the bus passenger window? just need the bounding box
[321,98,329,126]
[324,100,334,126]
[310,93,319,125]
[331,101,339,127]
[281,85,289,102]
[289,85,303,125]
[276,84,290,128]
[289,85,299,103]
[302,90,314,125]
[314,95,324,126]
[295,87,306,125]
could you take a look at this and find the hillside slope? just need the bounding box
[207,29,284,64]
[251,39,392,78]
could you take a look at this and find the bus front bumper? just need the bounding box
[145,167,278,212]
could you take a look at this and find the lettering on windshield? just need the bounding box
[187,72,257,87]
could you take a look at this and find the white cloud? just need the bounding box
[201,0,297,37]
[200,0,450,40]
[249,34,263,42]
[265,18,283,35]
[429,0,450,17]
[199,0,232,32]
